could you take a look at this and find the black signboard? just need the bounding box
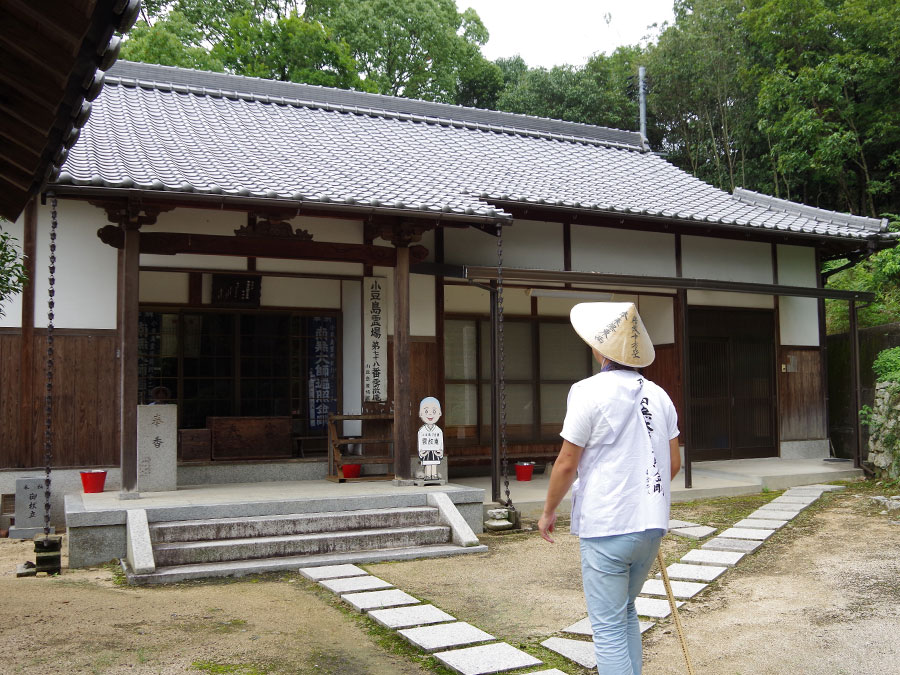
[211,274,261,307]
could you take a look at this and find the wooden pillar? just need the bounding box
[393,245,412,479]
[849,299,862,468]
[20,197,37,460]
[118,227,140,493]
[677,288,692,488]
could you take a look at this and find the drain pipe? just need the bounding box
[639,66,648,146]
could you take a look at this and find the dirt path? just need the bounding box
[0,539,427,674]
[2,487,897,674]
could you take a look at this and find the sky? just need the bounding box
[459,0,676,69]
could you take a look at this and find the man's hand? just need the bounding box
[538,511,557,543]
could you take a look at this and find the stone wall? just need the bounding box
[867,381,900,479]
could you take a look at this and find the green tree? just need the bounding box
[212,11,362,88]
[0,228,27,319]
[120,10,226,71]
[304,0,491,102]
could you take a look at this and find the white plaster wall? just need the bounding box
[139,271,189,304]
[687,290,775,309]
[342,280,362,435]
[410,274,436,336]
[777,245,820,346]
[260,277,341,308]
[444,220,564,269]
[31,201,118,328]
[682,236,772,283]
[639,296,675,344]
[0,217,24,327]
[141,209,247,270]
[444,284,491,315]
[571,226,676,277]
[537,292,639,318]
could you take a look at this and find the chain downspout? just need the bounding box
[496,222,512,508]
[43,198,58,536]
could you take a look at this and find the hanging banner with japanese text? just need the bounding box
[308,316,338,430]
[363,277,388,402]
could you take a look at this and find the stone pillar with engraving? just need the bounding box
[9,477,55,538]
[136,404,177,492]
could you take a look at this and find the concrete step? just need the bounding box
[154,525,452,566]
[149,506,440,543]
[124,543,488,585]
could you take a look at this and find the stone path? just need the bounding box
[541,484,845,669]
[300,562,557,674]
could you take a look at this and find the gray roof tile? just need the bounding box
[52,61,893,242]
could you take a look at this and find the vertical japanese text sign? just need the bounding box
[363,277,388,402]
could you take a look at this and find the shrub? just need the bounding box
[872,346,900,383]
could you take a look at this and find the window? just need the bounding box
[138,310,340,447]
[443,316,593,443]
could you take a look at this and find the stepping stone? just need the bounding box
[734,518,787,529]
[641,579,707,599]
[320,575,393,593]
[342,589,419,612]
[749,509,800,521]
[756,504,803,516]
[635,596,683,618]
[369,604,456,630]
[433,642,542,675]
[399,622,495,652]
[702,537,762,553]
[719,527,775,541]
[669,519,699,529]
[541,637,595,669]
[784,488,826,495]
[807,484,845,491]
[562,617,653,636]
[769,496,816,506]
[670,525,716,540]
[299,564,368,581]
[660,562,727,582]
[681,549,744,567]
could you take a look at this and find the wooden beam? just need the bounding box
[677,288,692,489]
[19,197,37,461]
[96,227,429,267]
[849,299,862,469]
[393,246,412,480]
[118,228,140,493]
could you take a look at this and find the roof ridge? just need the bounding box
[102,72,647,152]
[733,188,888,233]
[107,60,648,151]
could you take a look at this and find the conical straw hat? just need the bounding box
[570,302,655,368]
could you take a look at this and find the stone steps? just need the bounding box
[153,524,452,565]
[149,506,440,542]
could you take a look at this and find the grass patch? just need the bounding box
[191,661,269,674]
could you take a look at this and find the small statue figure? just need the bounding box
[417,397,444,482]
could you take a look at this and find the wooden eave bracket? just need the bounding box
[91,195,173,229]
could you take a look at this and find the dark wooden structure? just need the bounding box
[327,413,394,482]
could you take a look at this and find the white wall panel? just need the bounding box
[410,274,435,336]
[139,271,189,304]
[444,284,491,314]
[34,201,117,328]
[639,296,675,344]
[255,259,363,275]
[260,277,341,308]
[779,296,820,346]
[444,220,563,269]
[687,290,774,308]
[0,217,24,327]
[682,236,772,283]
[571,226,676,276]
[777,245,817,287]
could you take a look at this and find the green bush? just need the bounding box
[872,346,900,383]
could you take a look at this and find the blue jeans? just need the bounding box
[580,529,664,674]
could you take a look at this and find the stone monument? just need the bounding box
[137,404,177,492]
[9,476,55,539]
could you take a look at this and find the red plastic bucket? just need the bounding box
[80,470,107,493]
[515,463,534,481]
[342,464,362,479]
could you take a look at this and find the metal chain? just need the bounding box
[496,222,512,508]
[43,197,58,536]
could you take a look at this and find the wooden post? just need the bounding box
[20,197,37,461]
[490,281,500,502]
[677,288,692,488]
[118,227,140,493]
[849,299,862,468]
[393,245,411,480]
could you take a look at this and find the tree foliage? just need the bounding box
[0,228,27,319]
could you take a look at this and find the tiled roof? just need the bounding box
[53,60,892,242]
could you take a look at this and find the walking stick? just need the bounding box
[657,550,695,675]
